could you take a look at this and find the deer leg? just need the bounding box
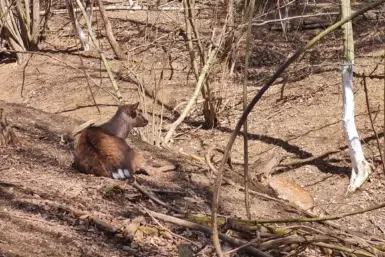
[131,150,176,176]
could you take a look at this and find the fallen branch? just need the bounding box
[71,119,96,137]
[132,181,182,213]
[279,150,340,168]
[56,104,119,114]
[313,242,376,257]
[258,234,337,251]
[354,71,385,79]
[206,146,233,171]
[141,205,199,246]
[148,189,185,195]
[180,201,385,228]
[23,199,119,234]
[145,209,273,257]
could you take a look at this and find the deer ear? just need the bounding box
[131,102,140,110]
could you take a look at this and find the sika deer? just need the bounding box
[73,102,175,181]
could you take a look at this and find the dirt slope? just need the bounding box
[2,2,385,256]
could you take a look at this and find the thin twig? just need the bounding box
[141,205,199,246]
[313,242,375,257]
[95,0,125,60]
[0,166,10,172]
[279,150,340,167]
[229,202,385,225]
[24,199,119,233]
[258,234,337,251]
[20,54,32,97]
[55,104,118,114]
[75,42,100,114]
[362,75,385,174]
[242,0,255,223]
[223,237,261,255]
[163,37,220,143]
[124,65,176,114]
[249,12,340,27]
[73,0,123,103]
[132,181,182,213]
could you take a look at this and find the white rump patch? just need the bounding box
[118,169,125,179]
[112,172,120,179]
[123,169,131,177]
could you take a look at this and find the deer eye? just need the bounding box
[130,111,137,118]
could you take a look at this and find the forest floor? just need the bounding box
[1,1,385,256]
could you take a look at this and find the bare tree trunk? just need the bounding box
[95,0,125,60]
[15,0,31,45]
[340,0,372,194]
[66,0,89,51]
[30,0,40,49]
[74,0,123,103]
[183,0,217,129]
[164,44,219,144]
[0,0,28,62]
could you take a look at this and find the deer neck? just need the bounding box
[100,110,133,139]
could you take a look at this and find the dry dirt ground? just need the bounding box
[2,1,385,256]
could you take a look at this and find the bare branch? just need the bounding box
[95,0,125,60]
[73,0,123,103]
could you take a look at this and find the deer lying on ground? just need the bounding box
[73,102,176,181]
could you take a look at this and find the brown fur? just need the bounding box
[73,102,175,180]
[73,102,148,180]
[73,127,134,178]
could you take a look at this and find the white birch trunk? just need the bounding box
[341,62,371,193]
[341,0,372,194]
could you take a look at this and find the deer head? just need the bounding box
[118,102,148,128]
[100,102,148,139]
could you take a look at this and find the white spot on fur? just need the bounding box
[112,172,120,179]
[118,169,125,179]
[123,169,131,177]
